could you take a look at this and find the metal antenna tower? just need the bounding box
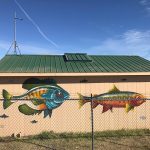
[7,12,23,55]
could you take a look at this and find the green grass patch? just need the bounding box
[94,128,150,137]
[27,129,150,140]
[1,129,150,141]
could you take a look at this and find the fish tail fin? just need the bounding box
[2,89,14,109]
[78,93,87,109]
[2,89,12,100]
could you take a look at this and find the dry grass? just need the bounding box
[0,129,150,150]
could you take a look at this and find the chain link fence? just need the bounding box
[0,93,150,149]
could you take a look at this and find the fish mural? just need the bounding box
[30,120,38,124]
[0,114,9,119]
[2,78,69,118]
[78,85,146,113]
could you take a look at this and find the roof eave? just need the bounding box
[0,72,150,76]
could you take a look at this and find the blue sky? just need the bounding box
[1,0,150,59]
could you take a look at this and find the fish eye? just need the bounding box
[135,95,141,100]
[55,90,63,97]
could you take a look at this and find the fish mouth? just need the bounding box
[64,95,69,100]
[140,100,146,104]
[63,90,69,100]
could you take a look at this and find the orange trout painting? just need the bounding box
[78,85,146,113]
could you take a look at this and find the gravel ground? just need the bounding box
[0,135,150,150]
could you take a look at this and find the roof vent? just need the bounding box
[64,53,92,62]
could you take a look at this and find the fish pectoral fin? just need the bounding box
[38,110,42,115]
[44,109,52,118]
[102,105,112,113]
[92,101,99,109]
[110,107,113,112]
[38,104,47,110]
[125,103,134,113]
[31,99,44,106]
[18,104,40,116]
[131,108,134,111]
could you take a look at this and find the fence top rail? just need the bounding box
[0,98,150,101]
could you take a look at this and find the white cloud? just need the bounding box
[0,41,60,58]
[139,0,150,14]
[0,41,11,51]
[140,0,148,5]
[123,30,150,43]
[1,30,150,60]
[20,45,57,55]
[88,30,150,60]
[0,41,12,58]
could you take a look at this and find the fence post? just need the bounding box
[90,93,94,150]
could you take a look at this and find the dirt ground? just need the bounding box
[0,135,150,150]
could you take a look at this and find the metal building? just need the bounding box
[0,53,150,136]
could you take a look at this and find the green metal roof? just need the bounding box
[64,53,92,62]
[0,54,150,73]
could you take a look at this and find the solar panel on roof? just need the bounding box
[0,54,150,73]
[64,53,92,62]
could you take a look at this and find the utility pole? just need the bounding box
[91,94,94,150]
[13,12,22,55]
[7,12,22,55]
[14,12,17,55]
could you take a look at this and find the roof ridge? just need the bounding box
[5,54,141,57]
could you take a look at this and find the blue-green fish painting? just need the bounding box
[2,78,69,118]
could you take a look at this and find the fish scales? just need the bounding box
[97,100,130,107]
[18,88,48,100]
[28,89,48,100]
[95,92,138,100]
[78,85,146,113]
[2,78,70,118]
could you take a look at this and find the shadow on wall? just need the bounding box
[0,76,150,84]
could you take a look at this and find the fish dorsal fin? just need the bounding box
[108,85,120,93]
[22,78,57,90]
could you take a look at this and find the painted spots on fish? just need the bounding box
[24,88,48,100]
[13,88,48,100]
[78,85,146,113]
[2,78,70,118]
[38,104,47,110]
